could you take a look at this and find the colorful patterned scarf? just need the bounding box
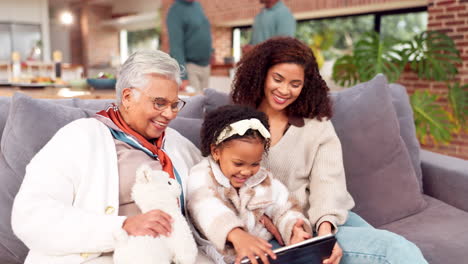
[95,104,175,179]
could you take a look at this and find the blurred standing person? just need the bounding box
[243,0,296,54]
[167,0,213,92]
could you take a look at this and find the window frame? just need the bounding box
[0,22,43,61]
[231,7,428,54]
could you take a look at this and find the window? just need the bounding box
[295,15,375,90]
[120,28,160,63]
[232,27,252,62]
[0,23,42,61]
[380,11,428,41]
[0,24,12,61]
[296,15,374,62]
[231,9,427,90]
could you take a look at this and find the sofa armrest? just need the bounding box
[421,149,468,212]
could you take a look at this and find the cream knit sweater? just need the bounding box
[261,118,355,231]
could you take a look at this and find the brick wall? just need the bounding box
[85,6,119,68]
[160,0,468,159]
[398,0,468,159]
[71,3,119,74]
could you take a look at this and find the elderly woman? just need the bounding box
[11,50,208,264]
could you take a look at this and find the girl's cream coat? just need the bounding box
[187,158,311,263]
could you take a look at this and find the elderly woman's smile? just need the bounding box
[120,74,180,140]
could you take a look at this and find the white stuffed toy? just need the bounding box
[113,165,198,264]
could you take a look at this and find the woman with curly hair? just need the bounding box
[231,37,427,264]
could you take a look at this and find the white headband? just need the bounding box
[216,118,271,145]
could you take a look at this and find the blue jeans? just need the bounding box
[337,212,428,264]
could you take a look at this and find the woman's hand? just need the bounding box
[122,209,173,237]
[290,219,312,244]
[227,228,276,264]
[318,221,342,264]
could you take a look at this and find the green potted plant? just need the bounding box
[332,30,466,144]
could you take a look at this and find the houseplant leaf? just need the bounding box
[447,82,468,132]
[404,31,462,81]
[354,31,407,83]
[332,55,359,87]
[410,90,454,144]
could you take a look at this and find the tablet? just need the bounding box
[240,234,336,264]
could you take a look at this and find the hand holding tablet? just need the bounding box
[240,234,336,264]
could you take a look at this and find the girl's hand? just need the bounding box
[318,222,342,264]
[290,219,312,244]
[227,228,276,264]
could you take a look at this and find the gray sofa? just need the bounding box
[1,74,467,263]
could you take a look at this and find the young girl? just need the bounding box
[187,105,312,264]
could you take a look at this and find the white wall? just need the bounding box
[0,0,51,61]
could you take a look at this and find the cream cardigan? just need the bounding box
[262,118,355,231]
[11,118,202,264]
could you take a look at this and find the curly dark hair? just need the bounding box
[200,105,270,157]
[231,37,332,120]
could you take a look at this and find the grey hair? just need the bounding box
[116,50,182,103]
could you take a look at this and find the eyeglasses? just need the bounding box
[132,87,186,112]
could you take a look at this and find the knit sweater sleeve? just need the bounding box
[265,177,312,245]
[307,121,355,231]
[186,160,244,251]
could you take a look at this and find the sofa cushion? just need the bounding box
[330,74,427,227]
[203,88,230,114]
[1,95,83,138]
[2,95,79,137]
[169,117,203,149]
[72,98,114,112]
[0,153,27,264]
[178,94,206,119]
[0,97,11,143]
[379,195,468,264]
[1,93,90,180]
[389,84,423,191]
